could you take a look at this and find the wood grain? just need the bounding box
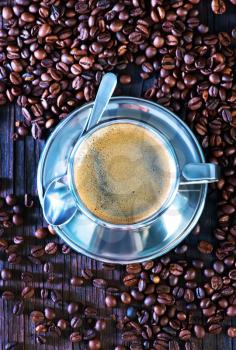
[0,2,236,350]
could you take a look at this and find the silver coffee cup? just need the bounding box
[68,118,219,230]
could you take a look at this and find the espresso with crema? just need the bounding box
[73,123,175,224]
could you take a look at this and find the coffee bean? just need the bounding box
[12,214,24,226]
[120,75,132,85]
[83,329,96,340]
[126,306,137,319]
[12,301,24,315]
[105,295,117,308]
[211,0,226,14]
[169,340,180,350]
[194,325,205,338]
[45,242,58,255]
[31,245,44,257]
[14,235,24,244]
[70,276,84,286]
[227,306,236,316]
[71,316,82,328]
[35,323,47,334]
[121,292,132,305]
[57,319,68,330]
[61,244,71,254]
[36,335,46,345]
[88,339,101,350]
[94,319,106,332]
[2,291,15,300]
[228,326,236,337]
[198,240,213,254]
[31,310,44,324]
[44,307,56,320]
[179,329,191,341]
[84,306,97,317]
[67,302,79,314]
[1,268,12,280]
[35,227,48,239]
[93,278,108,288]
[188,97,203,111]
[81,268,93,280]
[5,194,18,206]
[21,286,34,299]
[70,332,82,343]
[123,274,138,287]
[157,293,175,305]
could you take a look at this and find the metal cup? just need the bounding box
[67,118,219,230]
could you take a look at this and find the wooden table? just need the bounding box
[1,1,236,349]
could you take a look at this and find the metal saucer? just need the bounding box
[37,97,207,264]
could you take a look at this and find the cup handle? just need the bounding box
[180,163,220,185]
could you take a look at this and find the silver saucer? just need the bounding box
[37,97,207,264]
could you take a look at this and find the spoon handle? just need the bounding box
[85,72,117,132]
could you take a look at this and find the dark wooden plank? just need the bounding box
[0,2,236,349]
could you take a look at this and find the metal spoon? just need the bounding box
[43,73,117,226]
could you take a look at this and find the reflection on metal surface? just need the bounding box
[37,97,208,263]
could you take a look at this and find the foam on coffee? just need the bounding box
[73,122,175,225]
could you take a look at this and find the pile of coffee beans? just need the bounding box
[1,0,236,348]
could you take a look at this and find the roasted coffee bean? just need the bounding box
[13,235,24,244]
[121,292,132,305]
[123,274,138,287]
[179,329,191,341]
[211,0,226,14]
[69,316,82,329]
[35,323,47,334]
[31,310,45,324]
[93,278,108,288]
[194,325,205,338]
[169,340,180,350]
[120,74,132,85]
[1,268,12,280]
[95,319,106,332]
[126,306,137,319]
[5,194,18,206]
[12,214,23,226]
[57,319,68,330]
[227,306,236,316]
[21,286,35,299]
[44,307,56,320]
[70,276,84,286]
[61,244,71,254]
[198,240,213,254]
[228,327,236,337]
[105,295,117,308]
[67,302,79,314]
[70,332,82,343]
[84,306,97,317]
[36,335,47,345]
[81,268,93,280]
[88,339,101,349]
[31,245,44,258]
[35,227,48,239]
[45,242,58,255]
[2,291,15,300]
[208,323,222,334]
[12,301,24,315]
[83,329,96,341]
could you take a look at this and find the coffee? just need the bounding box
[73,122,175,225]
